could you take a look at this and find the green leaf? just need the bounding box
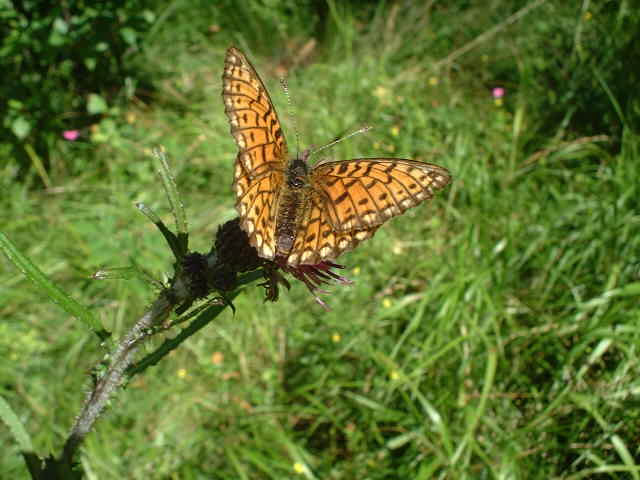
[120,27,137,45]
[142,10,156,23]
[48,31,66,47]
[84,57,97,71]
[48,19,69,47]
[153,147,188,249]
[87,94,108,114]
[127,288,244,378]
[53,17,69,34]
[11,116,31,139]
[0,232,109,341]
[0,395,33,451]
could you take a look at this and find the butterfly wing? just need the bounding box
[285,190,378,266]
[282,158,450,266]
[311,158,451,232]
[222,47,288,260]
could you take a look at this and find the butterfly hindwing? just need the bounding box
[233,157,282,260]
[286,190,378,266]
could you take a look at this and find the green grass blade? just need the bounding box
[0,232,107,340]
[611,434,639,480]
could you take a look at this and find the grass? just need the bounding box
[2,1,640,478]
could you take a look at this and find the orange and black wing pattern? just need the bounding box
[222,47,288,260]
[222,47,451,267]
[312,159,451,232]
[284,190,378,266]
[281,158,451,266]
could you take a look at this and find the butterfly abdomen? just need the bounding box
[275,180,308,258]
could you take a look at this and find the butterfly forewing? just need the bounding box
[222,47,288,169]
[222,47,289,260]
[311,159,451,232]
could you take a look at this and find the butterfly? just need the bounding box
[222,47,451,267]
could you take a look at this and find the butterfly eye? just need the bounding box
[289,177,305,188]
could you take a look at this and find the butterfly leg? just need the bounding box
[260,261,291,302]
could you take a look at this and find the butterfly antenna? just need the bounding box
[310,125,372,157]
[280,77,301,158]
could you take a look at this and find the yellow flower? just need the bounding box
[177,368,187,378]
[293,462,306,474]
[390,370,399,380]
[390,125,400,137]
[332,333,341,343]
[373,85,390,100]
[428,76,439,86]
[352,266,360,275]
[382,298,392,308]
[211,352,224,365]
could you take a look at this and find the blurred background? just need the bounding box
[2,1,640,478]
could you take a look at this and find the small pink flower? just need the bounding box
[63,130,80,141]
[492,87,505,99]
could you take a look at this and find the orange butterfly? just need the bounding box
[222,47,451,267]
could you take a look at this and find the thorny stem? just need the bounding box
[55,215,343,469]
[56,218,261,468]
[61,293,173,464]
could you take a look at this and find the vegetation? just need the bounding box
[1,0,639,478]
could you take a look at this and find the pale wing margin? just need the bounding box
[234,158,283,260]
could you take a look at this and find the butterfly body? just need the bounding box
[222,47,451,267]
[274,155,311,258]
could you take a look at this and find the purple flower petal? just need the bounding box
[276,259,352,310]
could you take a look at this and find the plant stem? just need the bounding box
[60,293,173,464]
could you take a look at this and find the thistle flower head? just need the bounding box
[276,259,352,310]
[211,218,352,309]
